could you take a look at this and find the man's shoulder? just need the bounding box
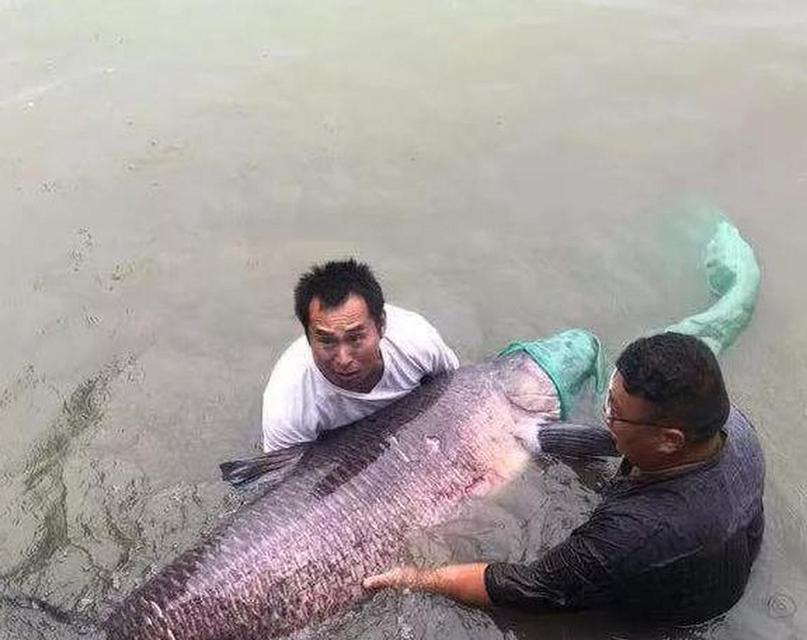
[384,303,437,332]
[264,335,317,396]
[383,303,458,370]
[276,334,313,368]
[726,406,763,453]
[383,304,446,348]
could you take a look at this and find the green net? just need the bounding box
[664,217,760,355]
[499,329,605,420]
[499,213,760,418]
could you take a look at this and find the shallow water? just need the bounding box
[1,1,806,639]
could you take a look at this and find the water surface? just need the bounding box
[1,1,806,639]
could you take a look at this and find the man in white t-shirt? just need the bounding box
[261,259,459,452]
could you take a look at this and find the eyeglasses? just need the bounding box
[603,398,669,429]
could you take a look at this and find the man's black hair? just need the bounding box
[294,259,385,333]
[615,332,730,442]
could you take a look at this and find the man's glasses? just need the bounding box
[603,398,669,429]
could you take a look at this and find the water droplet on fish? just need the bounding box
[387,436,411,463]
[425,436,441,453]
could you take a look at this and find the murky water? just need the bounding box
[2,1,806,639]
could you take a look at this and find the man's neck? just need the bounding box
[636,433,724,475]
[351,359,385,393]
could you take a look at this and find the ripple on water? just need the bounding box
[767,592,797,619]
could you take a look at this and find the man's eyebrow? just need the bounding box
[313,324,366,337]
[345,325,367,334]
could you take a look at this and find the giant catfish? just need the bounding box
[103,330,602,640]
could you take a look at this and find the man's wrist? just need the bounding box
[414,567,435,592]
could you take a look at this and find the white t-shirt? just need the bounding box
[261,304,460,452]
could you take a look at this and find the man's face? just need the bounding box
[307,294,384,393]
[605,372,684,468]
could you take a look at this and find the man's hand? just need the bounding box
[363,563,491,608]
[363,566,422,591]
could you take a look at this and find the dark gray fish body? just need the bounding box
[104,354,560,640]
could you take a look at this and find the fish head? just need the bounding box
[492,352,561,454]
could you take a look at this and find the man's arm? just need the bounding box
[262,410,309,453]
[538,423,618,458]
[261,339,316,452]
[363,563,491,608]
[365,512,624,615]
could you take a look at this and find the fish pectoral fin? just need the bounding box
[219,444,308,487]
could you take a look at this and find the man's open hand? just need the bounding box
[362,563,491,608]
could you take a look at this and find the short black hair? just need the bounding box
[615,332,730,442]
[294,259,385,333]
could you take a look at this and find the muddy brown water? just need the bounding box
[1,1,806,639]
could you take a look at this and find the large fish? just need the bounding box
[102,334,600,640]
[4,216,758,640]
[100,216,761,640]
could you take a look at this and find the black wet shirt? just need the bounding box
[484,407,765,624]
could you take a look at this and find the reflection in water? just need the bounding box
[2,358,135,587]
[0,355,235,629]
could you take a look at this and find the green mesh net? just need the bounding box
[664,217,760,355]
[499,329,605,420]
[499,213,760,419]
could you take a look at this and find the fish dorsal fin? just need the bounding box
[219,444,308,488]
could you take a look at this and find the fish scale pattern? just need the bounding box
[103,354,560,640]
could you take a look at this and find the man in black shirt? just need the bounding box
[363,333,765,624]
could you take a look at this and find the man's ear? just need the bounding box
[659,428,686,454]
[377,310,386,336]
